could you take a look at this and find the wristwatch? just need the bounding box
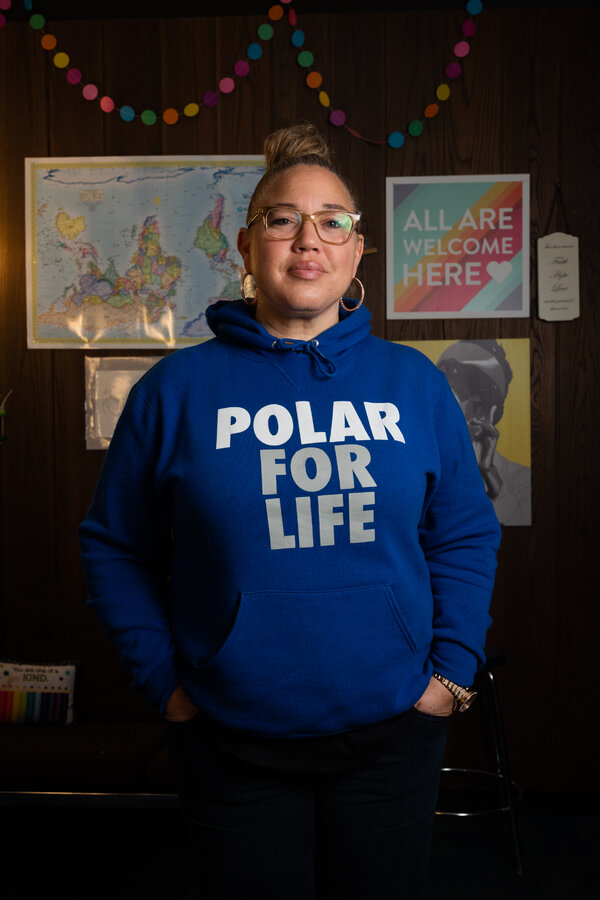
[433,672,477,713]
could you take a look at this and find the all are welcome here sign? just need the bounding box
[386,174,530,319]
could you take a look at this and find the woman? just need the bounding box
[80,123,501,899]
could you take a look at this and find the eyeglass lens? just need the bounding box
[265,208,355,243]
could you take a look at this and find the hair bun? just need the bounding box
[246,122,359,222]
[264,122,332,171]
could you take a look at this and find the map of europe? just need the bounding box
[26,158,264,348]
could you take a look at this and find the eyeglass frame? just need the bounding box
[246,206,362,245]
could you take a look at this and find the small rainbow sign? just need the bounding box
[0,662,75,725]
[386,175,530,319]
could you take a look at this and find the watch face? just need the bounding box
[459,691,477,712]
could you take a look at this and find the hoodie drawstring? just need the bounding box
[270,338,337,377]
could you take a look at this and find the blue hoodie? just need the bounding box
[79,300,501,737]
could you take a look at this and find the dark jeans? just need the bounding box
[167,708,447,900]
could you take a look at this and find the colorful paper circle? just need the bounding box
[436,83,451,101]
[82,84,98,100]
[462,21,476,37]
[29,13,45,29]
[141,109,157,126]
[66,68,82,85]
[466,0,483,14]
[268,5,284,20]
[234,60,250,77]
[247,43,262,60]
[297,50,314,68]
[0,14,5,28]
[184,102,200,117]
[219,77,235,94]
[306,71,323,89]
[120,106,136,122]
[291,30,305,47]
[424,103,439,118]
[0,1,12,10]
[408,120,424,137]
[100,96,115,113]
[163,108,179,125]
[41,34,57,50]
[53,52,70,69]
[318,90,330,108]
[329,110,346,127]
[203,91,218,107]
[454,41,470,58]
[288,9,297,26]
[446,62,462,79]
[257,23,274,40]
[388,132,405,149]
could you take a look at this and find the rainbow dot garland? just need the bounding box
[2,0,483,147]
[292,0,483,147]
[2,0,297,125]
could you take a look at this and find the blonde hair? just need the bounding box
[247,122,360,221]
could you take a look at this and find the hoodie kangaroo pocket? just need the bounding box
[191,583,420,735]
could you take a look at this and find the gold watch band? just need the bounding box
[432,672,478,712]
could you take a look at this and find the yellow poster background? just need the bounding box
[396,338,531,468]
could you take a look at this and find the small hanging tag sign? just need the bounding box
[537,232,580,321]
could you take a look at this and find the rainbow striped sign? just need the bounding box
[386,175,530,319]
[0,662,75,725]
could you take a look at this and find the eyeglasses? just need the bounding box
[247,206,361,245]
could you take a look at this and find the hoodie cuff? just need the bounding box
[429,642,482,688]
[138,657,181,716]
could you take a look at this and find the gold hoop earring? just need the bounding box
[241,273,257,305]
[340,277,365,312]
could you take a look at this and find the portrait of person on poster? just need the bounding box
[435,339,531,526]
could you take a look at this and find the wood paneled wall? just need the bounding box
[1,6,598,793]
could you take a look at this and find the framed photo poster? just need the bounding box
[386,175,530,319]
[85,355,162,449]
[396,338,531,526]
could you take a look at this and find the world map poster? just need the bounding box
[26,156,265,348]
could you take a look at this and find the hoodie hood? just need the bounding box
[206,299,372,378]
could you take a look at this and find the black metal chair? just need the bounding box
[435,646,523,874]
